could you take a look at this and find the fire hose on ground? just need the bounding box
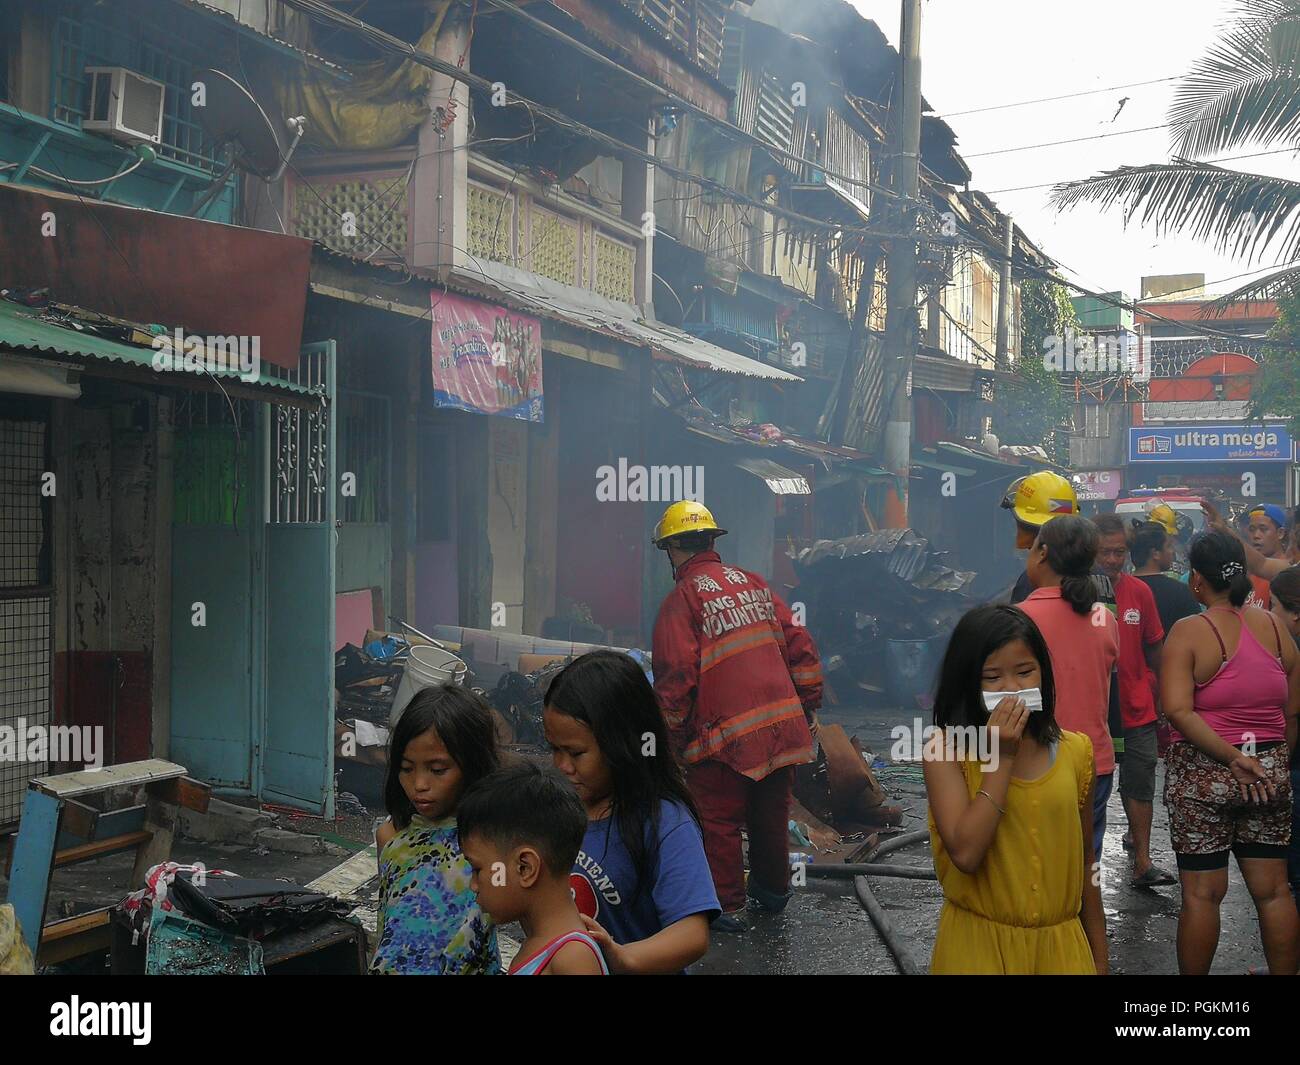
[805,828,931,975]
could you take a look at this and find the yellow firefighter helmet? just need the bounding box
[1000,471,1080,527]
[1146,502,1179,537]
[652,500,727,547]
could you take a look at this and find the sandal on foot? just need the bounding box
[1130,864,1177,888]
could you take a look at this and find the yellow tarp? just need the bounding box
[276,5,451,151]
[0,904,34,975]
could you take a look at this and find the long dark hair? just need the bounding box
[1189,529,1251,607]
[384,684,500,830]
[1037,515,1099,615]
[932,605,1061,747]
[544,650,699,904]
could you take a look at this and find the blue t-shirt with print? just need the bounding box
[570,799,719,953]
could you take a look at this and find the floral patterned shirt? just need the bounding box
[370,814,500,975]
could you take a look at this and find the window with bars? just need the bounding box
[50,0,229,172]
[0,408,52,827]
[172,393,253,528]
[619,0,727,77]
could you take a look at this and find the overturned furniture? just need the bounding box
[3,759,211,966]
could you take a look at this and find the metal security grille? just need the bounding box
[1147,336,1264,379]
[173,393,254,527]
[51,0,228,171]
[0,412,52,828]
[338,392,389,524]
[268,350,331,525]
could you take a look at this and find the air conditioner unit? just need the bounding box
[83,67,165,146]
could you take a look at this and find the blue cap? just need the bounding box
[1247,503,1287,529]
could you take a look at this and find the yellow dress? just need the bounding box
[928,730,1097,975]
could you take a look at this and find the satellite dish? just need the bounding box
[196,68,285,179]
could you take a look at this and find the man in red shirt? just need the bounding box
[650,501,821,931]
[1093,514,1176,888]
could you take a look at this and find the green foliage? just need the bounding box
[1250,286,1300,432]
[992,279,1076,464]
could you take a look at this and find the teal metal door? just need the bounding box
[259,343,336,814]
[169,396,255,790]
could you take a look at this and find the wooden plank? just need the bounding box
[42,908,112,940]
[38,909,114,966]
[53,832,152,868]
[30,759,187,800]
[306,842,378,898]
[146,776,211,814]
[58,798,100,840]
[56,804,147,849]
[5,790,63,957]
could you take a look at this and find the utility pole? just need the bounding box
[995,212,1014,371]
[880,0,923,528]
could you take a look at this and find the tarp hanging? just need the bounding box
[274,7,449,150]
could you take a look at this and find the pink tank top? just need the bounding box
[1172,610,1287,747]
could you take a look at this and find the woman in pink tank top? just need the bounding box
[1161,531,1299,975]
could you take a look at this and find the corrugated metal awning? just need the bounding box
[0,300,315,398]
[914,352,979,392]
[456,262,801,383]
[734,458,811,495]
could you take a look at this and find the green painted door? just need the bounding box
[259,343,337,814]
[169,399,255,790]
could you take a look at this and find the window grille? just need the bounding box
[51,0,230,172]
[0,411,51,827]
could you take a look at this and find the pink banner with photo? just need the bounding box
[430,292,543,421]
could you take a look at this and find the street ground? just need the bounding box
[1,703,1276,974]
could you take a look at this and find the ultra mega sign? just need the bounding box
[1128,424,1294,463]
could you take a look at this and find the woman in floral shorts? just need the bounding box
[1161,531,1298,975]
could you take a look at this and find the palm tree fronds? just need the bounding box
[1201,260,1300,315]
[1170,27,1300,154]
[1050,158,1300,263]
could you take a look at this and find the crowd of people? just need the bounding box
[925,473,1299,975]
[361,482,1299,976]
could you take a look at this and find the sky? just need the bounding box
[848,0,1300,299]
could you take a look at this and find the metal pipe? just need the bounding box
[805,862,935,880]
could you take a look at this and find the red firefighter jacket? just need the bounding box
[652,551,822,781]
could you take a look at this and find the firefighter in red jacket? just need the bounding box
[650,501,822,931]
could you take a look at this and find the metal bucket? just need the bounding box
[389,643,468,726]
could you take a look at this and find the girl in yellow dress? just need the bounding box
[923,605,1108,974]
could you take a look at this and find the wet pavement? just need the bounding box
[691,704,1276,975]
[3,705,1279,975]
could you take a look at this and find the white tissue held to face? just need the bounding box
[981,687,1043,714]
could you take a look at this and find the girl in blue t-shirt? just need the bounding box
[543,650,720,974]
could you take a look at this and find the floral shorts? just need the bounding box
[1163,741,1293,870]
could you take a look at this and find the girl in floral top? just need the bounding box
[371,685,501,974]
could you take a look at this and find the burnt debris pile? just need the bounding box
[793,529,975,708]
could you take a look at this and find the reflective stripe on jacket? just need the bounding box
[652,551,820,781]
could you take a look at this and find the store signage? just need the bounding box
[1128,424,1293,463]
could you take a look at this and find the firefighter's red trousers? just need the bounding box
[686,761,794,913]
